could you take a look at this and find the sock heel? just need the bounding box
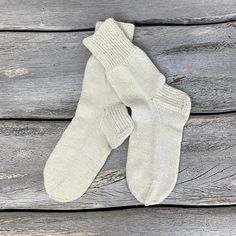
[100,104,134,149]
[153,84,191,115]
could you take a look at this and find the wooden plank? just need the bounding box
[0,113,235,209]
[0,23,235,119]
[0,0,236,30]
[0,207,236,235]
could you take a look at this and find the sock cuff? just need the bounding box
[83,18,135,71]
[153,84,191,115]
[95,20,135,41]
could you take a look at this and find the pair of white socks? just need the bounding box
[44,19,191,205]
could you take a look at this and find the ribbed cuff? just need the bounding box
[95,20,135,41]
[83,18,135,71]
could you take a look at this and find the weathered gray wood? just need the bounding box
[0,207,236,235]
[0,0,236,30]
[0,23,235,119]
[0,113,235,209]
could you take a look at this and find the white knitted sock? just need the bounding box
[44,21,134,202]
[83,18,191,205]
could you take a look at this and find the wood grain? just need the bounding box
[0,113,235,209]
[0,23,235,119]
[0,207,235,235]
[0,0,236,30]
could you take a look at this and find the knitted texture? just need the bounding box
[83,18,191,205]
[44,21,134,202]
[84,19,135,71]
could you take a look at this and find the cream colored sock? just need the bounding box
[44,21,134,202]
[83,18,191,205]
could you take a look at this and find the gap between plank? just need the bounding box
[0,204,236,213]
[0,110,235,122]
[0,18,235,33]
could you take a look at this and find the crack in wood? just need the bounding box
[90,169,126,190]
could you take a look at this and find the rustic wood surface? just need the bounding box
[0,0,236,30]
[0,207,235,235]
[0,22,235,119]
[0,113,235,209]
[0,1,235,234]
